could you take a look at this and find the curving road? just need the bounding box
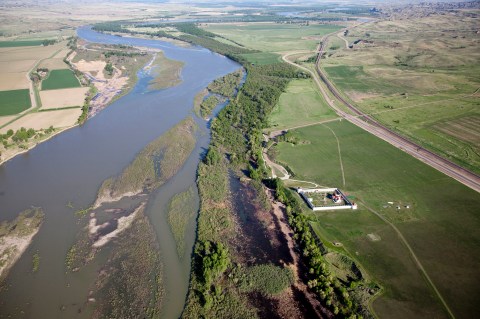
[281,37,480,193]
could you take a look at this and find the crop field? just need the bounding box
[273,121,480,319]
[0,43,64,61]
[268,79,337,130]
[0,89,31,116]
[39,87,89,109]
[0,108,81,133]
[0,60,36,73]
[0,40,46,47]
[0,72,30,91]
[204,23,343,52]
[434,115,480,145]
[38,58,69,70]
[41,69,81,90]
[321,12,480,173]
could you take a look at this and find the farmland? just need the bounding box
[0,40,47,47]
[0,89,31,116]
[204,23,343,53]
[41,69,81,90]
[39,87,89,109]
[320,11,480,173]
[272,120,480,318]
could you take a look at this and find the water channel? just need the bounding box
[0,26,240,318]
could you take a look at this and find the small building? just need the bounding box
[297,187,357,211]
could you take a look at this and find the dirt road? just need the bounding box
[281,39,480,193]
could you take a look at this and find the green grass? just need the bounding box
[204,23,343,52]
[0,89,31,116]
[0,40,45,47]
[167,187,197,258]
[41,69,81,90]
[268,79,337,130]
[275,121,480,319]
[240,52,281,65]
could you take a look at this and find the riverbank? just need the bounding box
[0,39,186,168]
[0,208,44,282]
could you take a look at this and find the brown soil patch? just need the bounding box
[0,116,16,127]
[229,176,331,318]
[40,87,89,109]
[0,72,29,90]
[38,58,69,70]
[72,59,128,117]
[346,90,380,102]
[0,60,36,73]
[0,108,81,133]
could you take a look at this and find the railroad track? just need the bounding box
[314,37,480,193]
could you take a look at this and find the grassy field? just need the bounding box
[204,23,343,53]
[268,79,337,130]
[273,121,480,319]
[239,52,281,65]
[321,12,480,173]
[41,69,81,90]
[0,40,46,47]
[0,89,31,116]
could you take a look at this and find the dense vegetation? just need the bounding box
[271,178,369,318]
[91,210,164,319]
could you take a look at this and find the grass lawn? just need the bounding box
[268,79,337,130]
[0,89,31,116]
[274,121,480,319]
[0,40,45,47]
[41,69,81,90]
[204,23,343,52]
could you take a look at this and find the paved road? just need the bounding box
[281,38,480,193]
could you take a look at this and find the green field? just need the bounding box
[268,79,337,130]
[0,40,45,47]
[274,121,480,319]
[240,52,280,65]
[41,69,81,90]
[0,89,31,116]
[204,23,343,52]
[321,13,480,174]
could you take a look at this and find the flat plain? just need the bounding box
[0,89,31,116]
[273,120,480,319]
[321,13,480,173]
[41,69,81,90]
[39,87,89,109]
[205,23,343,53]
[0,108,81,133]
[268,79,337,130]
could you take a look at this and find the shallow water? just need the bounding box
[0,26,240,318]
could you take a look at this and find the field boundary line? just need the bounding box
[322,123,346,187]
[360,201,456,319]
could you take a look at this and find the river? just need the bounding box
[0,26,240,318]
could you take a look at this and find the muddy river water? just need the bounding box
[0,26,240,318]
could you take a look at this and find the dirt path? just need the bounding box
[281,42,480,193]
[322,124,346,187]
[280,31,459,318]
[360,201,456,319]
[336,33,350,49]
